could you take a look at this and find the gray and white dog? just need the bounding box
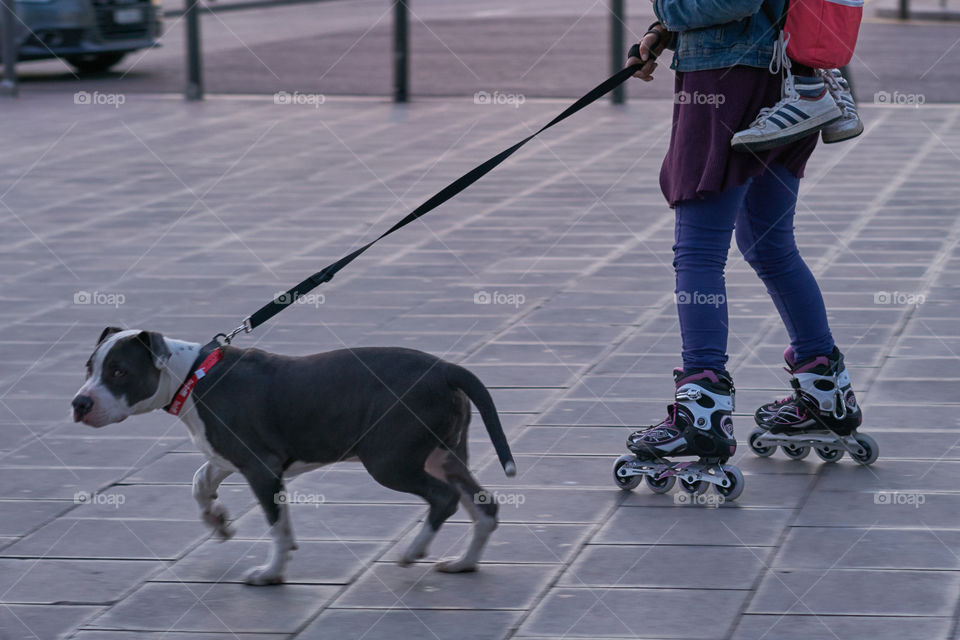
[72,328,516,585]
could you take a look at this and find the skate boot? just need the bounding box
[748,346,879,464]
[613,369,744,501]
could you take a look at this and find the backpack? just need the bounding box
[763,0,864,69]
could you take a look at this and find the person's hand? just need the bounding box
[626,26,668,82]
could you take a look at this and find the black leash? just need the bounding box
[217,49,652,344]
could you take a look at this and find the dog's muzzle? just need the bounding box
[72,395,94,422]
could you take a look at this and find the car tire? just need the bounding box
[66,52,126,73]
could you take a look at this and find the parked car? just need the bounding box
[1,0,162,72]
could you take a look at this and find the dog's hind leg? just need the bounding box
[366,454,460,567]
[192,461,235,540]
[241,463,296,586]
[434,447,498,573]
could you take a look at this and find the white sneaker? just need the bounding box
[731,75,842,153]
[820,69,864,144]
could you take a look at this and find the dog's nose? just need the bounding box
[72,395,94,421]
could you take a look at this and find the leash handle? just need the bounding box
[238,61,644,335]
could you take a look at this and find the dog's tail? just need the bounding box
[445,364,516,477]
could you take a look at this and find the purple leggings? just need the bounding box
[673,163,834,373]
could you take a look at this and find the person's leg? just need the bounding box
[622,189,747,495]
[734,163,834,361]
[674,185,748,373]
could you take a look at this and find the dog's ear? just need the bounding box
[97,327,124,345]
[135,331,172,370]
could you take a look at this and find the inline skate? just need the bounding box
[748,346,878,464]
[613,369,744,501]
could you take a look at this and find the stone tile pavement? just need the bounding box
[1,94,959,639]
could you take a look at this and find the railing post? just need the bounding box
[610,0,625,104]
[393,0,408,102]
[185,0,203,100]
[0,0,18,97]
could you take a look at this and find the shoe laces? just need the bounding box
[820,69,857,117]
[752,32,798,128]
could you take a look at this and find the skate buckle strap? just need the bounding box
[832,377,847,420]
[828,361,848,420]
[675,387,702,402]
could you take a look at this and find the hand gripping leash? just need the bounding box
[218,43,658,344]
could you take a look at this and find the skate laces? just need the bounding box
[661,403,678,428]
[630,404,676,444]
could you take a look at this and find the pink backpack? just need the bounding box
[765,0,865,68]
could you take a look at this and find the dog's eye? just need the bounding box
[112,368,126,378]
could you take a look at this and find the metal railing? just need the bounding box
[1,0,18,96]
[182,0,625,103]
[610,0,625,104]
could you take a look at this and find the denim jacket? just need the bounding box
[652,0,785,72]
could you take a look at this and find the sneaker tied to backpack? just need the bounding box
[819,68,864,143]
[731,32,842,153]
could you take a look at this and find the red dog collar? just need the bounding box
[166,348,223,416]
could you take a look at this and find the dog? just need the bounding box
[72,327,516,585]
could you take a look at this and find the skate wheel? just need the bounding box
[717,465,745,502]
[815,445,843,463]
[645,475,676,494]
[782,444,809,460]
[851,433,879,466]
[679,478,709,495]
[748,430,776,457]
[613,455,642,491]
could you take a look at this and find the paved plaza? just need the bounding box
[4,0,960,637]
[1,93,959,639]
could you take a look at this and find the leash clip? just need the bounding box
[216,317,253,345]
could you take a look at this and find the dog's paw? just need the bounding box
[244,566,284,586]
[216,523,236,541]
[434,558,478,573]
[397,550,427,567]
[202,503,234,539]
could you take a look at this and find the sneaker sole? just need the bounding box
[731,112,842,154]
[822,120,865,144]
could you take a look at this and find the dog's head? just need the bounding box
[72,327,172,427]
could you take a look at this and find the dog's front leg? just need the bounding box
[192,461,234,540]
[242,465,296,586]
